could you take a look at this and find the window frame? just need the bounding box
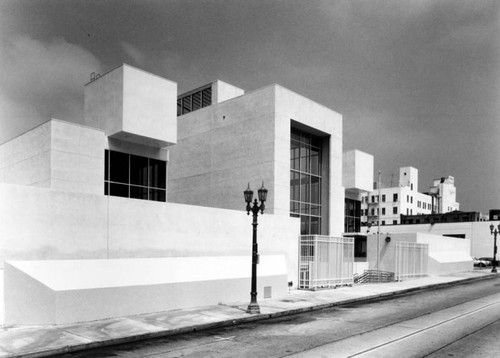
[105,150,166,202]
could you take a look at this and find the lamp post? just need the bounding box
[243,182,268,314]
[489,224,500,273]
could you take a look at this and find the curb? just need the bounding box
[10,273,498,358]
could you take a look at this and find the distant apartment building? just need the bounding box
[361,167,460,226]
[400,211,485,226]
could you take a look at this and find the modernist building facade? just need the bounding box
[168,80,345,236]
[0,64,483,325]
[360,167,460,226]
[0,64,370,288]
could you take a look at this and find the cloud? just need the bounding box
[0,35,103,143]
[120,41,147,67]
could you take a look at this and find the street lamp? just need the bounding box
[489,224,500,273]
[243,182,268,314]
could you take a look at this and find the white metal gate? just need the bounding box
[299,235,354,289]
[395,242,429,281]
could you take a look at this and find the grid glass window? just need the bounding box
[104,150,166,202]
[344,198,361,233]
[290,128,322,235]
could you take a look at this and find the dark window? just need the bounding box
[130,185,148,200]
[104,150,167,202]
[130,155,148,186]
[290,128,322,235]
[109,183,128,198]
[344,198,361,233]
[393,193,398,202]
[177,86,212,116]
[354,236,367,258]
[310,147,320,175]
[393,207,398,214]
[109,151,129,184]
[149,188,166,202]
[443,234,466,239]
[202,88,212,107]
[149,159,166,189]
[177,99,182,116]
[382,194,386,202]
[192,91,201,111]
[182,96,191,114]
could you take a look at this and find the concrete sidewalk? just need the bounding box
[0,270,497,358]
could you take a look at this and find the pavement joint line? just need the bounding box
[3,273,498,358]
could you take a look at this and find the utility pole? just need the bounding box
[377,170,381,272]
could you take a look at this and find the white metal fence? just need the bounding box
[299,235,354,290]
[395,241,429,281]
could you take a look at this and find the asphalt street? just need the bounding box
[55,276,500,358]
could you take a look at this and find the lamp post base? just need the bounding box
[246,303,260,314]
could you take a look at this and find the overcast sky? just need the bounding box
[0,0,498,213]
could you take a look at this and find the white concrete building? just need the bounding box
[343,150,373,233]
[169,80,345,236]
[361,167,460,226]
[0,64,371,324]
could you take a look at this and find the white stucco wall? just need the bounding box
[213,80,245,103]
[0,120,106,195]
[415,233,472,274]
[5,256,287,325]
[0,183,300,282]
[364,221,499,258]
[366,232,472,275]
[85,64,177,147]
[343,150,374,193]
[169,84,344,236]
[0,120,52,188]
[275,85,344,236]
[122,65,177,145]
[168,85,277,212]
[49,120,106,195]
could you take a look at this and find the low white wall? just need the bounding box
[366,232,472,275]
[416,233,472,274]
[5,256,287,325]
[0,183,300,283]
[365,221,500,258]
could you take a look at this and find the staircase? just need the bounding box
[354,270,395,284]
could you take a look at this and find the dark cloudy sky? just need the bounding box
[0,0,498,213]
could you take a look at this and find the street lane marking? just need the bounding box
[346,299,500,357]
[213,336,235,341]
